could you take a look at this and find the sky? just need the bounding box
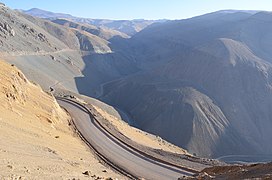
[1,0,272,20]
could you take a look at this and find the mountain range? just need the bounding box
[20,8,167,36]
[3,6,272,161]
[99,10,272,158]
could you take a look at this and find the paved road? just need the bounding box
[0,49,78,57]
[57,98,195,180]
[217,154,272,164]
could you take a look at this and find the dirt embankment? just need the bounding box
[185,162,272,179]
[0,61,123,179]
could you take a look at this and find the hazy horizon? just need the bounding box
[1,0,272,20]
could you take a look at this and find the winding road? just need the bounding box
[57,98,195,180]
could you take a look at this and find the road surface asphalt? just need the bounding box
[58,98,194,180]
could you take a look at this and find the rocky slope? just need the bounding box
[98,11,272,159]
[4,5,272,161]
[1,5,134,96]
[1,6,197,178]
[22,8,165,36]
[189,162,272,179]
[52,18,128,40]
[0,60,123,179]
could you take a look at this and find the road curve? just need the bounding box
[57,98,195,180]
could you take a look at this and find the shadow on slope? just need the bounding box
[75,35,139,100]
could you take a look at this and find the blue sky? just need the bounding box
[2,0,272,20]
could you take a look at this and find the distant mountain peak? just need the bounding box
[216,9,261,14]
[22,8,74,19]
[250,11,272,21]
[21,8,166,36]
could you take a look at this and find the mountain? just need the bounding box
[215,9,260,14]
[0,6,189,178]
[0,60,123,179]
[51,18,129,40]
[1,5,135,96]
[21,8,166,36]
[20,8,74,19]
[4,5,272,161]
[95,10,272,159]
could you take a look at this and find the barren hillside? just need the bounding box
[22,8,164,36]
[0,5,134,96]
[98,11,272,159]
[4,4,272,162]
[0,60,123,179]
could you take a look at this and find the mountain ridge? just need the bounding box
[3,6,272,160]
[96,10,272,159]
[20,8,167,36]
